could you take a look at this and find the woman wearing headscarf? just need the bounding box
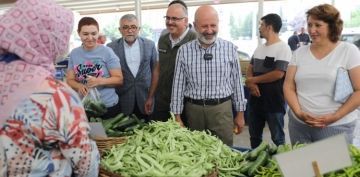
[0,0,100,176]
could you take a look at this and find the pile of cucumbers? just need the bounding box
[83,98,107,118]
[90,113,147,137]
[237,142,277,176]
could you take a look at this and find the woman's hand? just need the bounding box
[313,114,340,127]
[86,75,103,88]
[297,111,338,128]
[78,85,89,97]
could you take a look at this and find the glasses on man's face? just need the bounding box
[120,25,138,31]
[163,16,185,22]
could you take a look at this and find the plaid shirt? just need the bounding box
[170,38,247,114]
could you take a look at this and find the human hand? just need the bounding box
[78,85,89,97]
[233,113,245,134]
[312,114,339,128]
[175,115,184,127]
[86,75,102,88]
[144,97,154,115]
[297,111,328,128]
[248,84,261,97]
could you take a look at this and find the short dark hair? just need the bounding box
[168,0,187,10]
[306,4,343,42]
[168,0,188,16]
[261,13,282,33]
[77,17,99,33]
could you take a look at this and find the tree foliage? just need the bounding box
[140,24,153,40]
[229,13,253,40]
[345,7,360,28]
[229,13,241,40]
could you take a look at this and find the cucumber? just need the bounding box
[240,161,254,174]
[248,151,269,176]
[88,101,107,115]
[124,123,142,132]
[249,142,268,161]
[276,144,289,154]
[102,113,125,130]
[114,117,138,131]
[267,144,278,155]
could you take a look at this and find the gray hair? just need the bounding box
[120,14,138,24]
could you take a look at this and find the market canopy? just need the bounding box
[0,0,277,15]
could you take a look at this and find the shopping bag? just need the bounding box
[334,67,353,103]
[82,88,107,118]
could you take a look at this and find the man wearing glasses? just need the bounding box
[107,14,157,121]
[145,0,197,123]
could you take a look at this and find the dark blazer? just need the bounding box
[107,37,157,115]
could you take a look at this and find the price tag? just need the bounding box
[89,122,107,139]
[274,134,352,177]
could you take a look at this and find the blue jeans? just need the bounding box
[248,107,285,148]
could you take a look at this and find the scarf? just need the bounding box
[0,0,74,125]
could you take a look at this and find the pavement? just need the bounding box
[233,113,291,149]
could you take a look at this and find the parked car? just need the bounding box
[341,32,360,49]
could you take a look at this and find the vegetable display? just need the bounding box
[90,114,146,137]
[101,118,246,177]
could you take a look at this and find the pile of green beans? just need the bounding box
[101,119,245,177]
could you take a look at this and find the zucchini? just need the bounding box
[88,101,107,115]
[249,142,268,161]
[102,113,125,130]
[124,123,142,132]
[248,151,269,176]
[114,117,138,131]
[240,161,254,174]
[276,144,288,154]
[267,144,278,155]
[106,129,133,137]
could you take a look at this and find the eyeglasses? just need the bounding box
[163,16,185,22]
[120,25,138,30]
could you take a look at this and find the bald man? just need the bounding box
[170,5,247,146]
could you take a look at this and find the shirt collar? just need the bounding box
[195,37,219,49]
[169,27,190,48]
[123,38,139,48]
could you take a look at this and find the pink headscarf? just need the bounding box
[0,0,74,124]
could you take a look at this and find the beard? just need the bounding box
[197,31,217,45]
[124,35,137,44]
